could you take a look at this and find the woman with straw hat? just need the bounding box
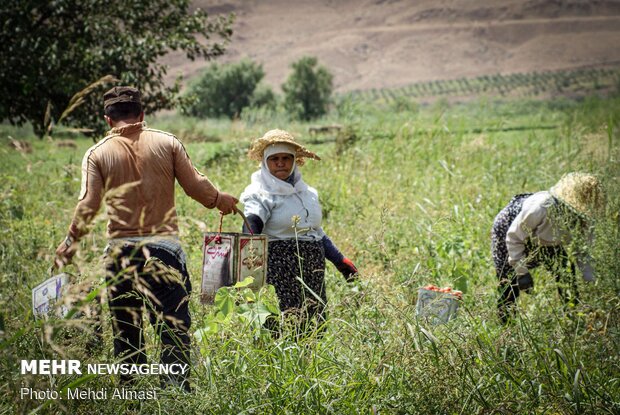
[491,172,605,323]
[240,129,358,335]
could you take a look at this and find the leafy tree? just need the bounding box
[0,0,233,137]
[249,83,277,111]
[183,59,266,119]
[282,56,333,120]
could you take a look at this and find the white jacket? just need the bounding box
[240,165,326,241]
[506,191,594,281]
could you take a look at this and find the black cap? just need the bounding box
[103,86,141,109]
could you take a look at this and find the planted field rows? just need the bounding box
[346,67,620,103]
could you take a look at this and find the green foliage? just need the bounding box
[282,56,333,120]
[335,125,360,156]
[194,278,280,346]
[183,59,268,119]
[249,83,278,110]
[0,0,233,137]
[389,95,419,114]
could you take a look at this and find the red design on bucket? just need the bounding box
[206,245,230,260]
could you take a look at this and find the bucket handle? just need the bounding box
[217,206,254,236]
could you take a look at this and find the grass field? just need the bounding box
[1,87,619,414]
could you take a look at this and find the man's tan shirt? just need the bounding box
[68,122,220,239]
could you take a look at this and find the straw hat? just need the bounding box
[248,129,320,166]
[550,172,605,217]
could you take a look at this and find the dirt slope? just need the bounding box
[162,0,620,93]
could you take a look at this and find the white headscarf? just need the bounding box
[263,143,297,177]
[241,143,309,197]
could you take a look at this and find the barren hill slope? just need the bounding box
[163,0,620,93]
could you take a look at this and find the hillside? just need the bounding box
[161,0,620,93]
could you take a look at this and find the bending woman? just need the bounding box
[491,172,605,323]
[240,129,358,334]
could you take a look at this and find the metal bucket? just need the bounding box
[416,287,460,325]
[201,233,268,304]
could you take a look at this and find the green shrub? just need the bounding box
[183,59,266,119]
[282,56,333,120]
[249,83,278,110]
[389,95,420,114]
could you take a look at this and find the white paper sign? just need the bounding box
[32,273,70,318]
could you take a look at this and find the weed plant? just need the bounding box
[0,93,619,414]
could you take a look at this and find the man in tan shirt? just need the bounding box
[55,86,238,391]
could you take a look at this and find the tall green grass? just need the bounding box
[1,94,619,414]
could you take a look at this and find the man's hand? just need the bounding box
[54,236,77,270]
[216,192,239,215]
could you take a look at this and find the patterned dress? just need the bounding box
[267,240,327,332]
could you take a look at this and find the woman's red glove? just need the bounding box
[336,257,358,282]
